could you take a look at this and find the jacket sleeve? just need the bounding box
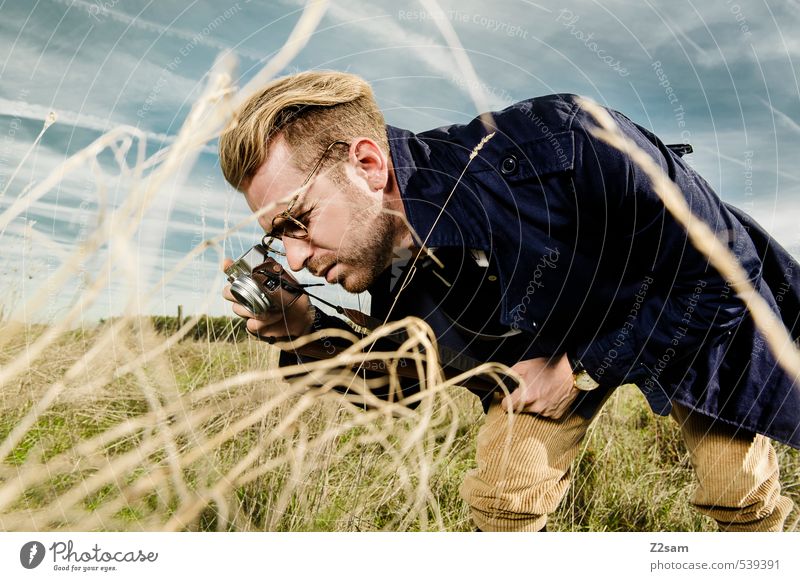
[568,107,758,399]
[276,305,359,368]
[276,305,424,408]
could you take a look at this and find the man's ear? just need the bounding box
[349,137,388,192]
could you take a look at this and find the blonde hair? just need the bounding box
[219,70,389,190]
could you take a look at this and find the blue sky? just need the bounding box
[1,0,799,323]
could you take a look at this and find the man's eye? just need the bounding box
[284,223,304,236]
[268,219,287,237]
[284,210,312,237]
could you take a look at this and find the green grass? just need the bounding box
[1,323,797,531]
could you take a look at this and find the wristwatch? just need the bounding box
[569,356,600,392]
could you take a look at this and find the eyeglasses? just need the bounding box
[263,140,349,253]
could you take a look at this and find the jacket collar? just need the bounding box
[386,124,489,251]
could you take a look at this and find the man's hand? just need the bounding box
[222,258,315,341]
[501,353,579,419]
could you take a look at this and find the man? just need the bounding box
[218,70,800,532]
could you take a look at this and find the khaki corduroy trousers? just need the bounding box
[460,395,795,532]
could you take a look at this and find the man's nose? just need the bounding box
[283,237,313,272]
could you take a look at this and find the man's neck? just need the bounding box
[384,155,416,251]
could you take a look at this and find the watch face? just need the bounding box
[575,371,600,391]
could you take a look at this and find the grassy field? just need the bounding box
[1,320,797,531]
[2,0,797,534]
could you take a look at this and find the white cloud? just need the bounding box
[0,97,215,153]
[747,192,800,258]
[4,0,797,320]
[642,0,800,67]
[760,97,800,135]
[51,0,265,62]
[314,0,517,110]
[0,23,212,132]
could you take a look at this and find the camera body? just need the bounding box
[225,243,303,315]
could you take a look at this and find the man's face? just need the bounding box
[243,135,398,293]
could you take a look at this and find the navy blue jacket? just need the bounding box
[300,94,800,449]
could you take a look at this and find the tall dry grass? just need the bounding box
[2,323,796,531]
[1,0,797,532]
[0,319,487,531]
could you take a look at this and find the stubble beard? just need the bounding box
[306,181,403,293]
[335,206,400,293]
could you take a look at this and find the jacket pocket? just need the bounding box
[468,131,575,182]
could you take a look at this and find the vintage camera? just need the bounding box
[225,242,303,316]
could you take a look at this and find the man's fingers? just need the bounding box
[502,396,543,415]
[501,389,524,413]
[231,303,284,324]
[246,318,263,335]
[223,284,235,302]
[231,303,254,319]
[245,318,292,339]
[246,319,277,341]
[500,386,577,417]
[222,258,234,271]
[504,400,560,418]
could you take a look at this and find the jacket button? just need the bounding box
[500,155,518,175]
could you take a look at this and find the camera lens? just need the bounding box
[230,275,272,315]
